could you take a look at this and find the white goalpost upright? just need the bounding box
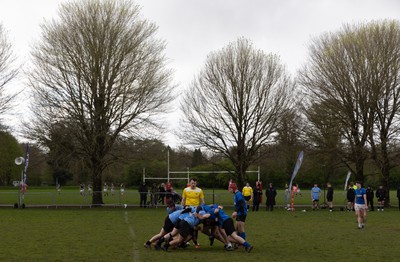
[142,149,261,184]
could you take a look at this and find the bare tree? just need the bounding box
[0,23,18,117]
[181,38,293,188]
[28,0,174,205]
[299,20,400,183]
[366,20,400,201]
[303,100,346,182]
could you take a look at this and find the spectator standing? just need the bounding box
[103,183,109,197]
[139,182,148,208]
[397,185,400,211]
[87,184,93,195]
[311,183,321,210]
[120,183,125,196]
[252,183,262,211]
[326,183,334,212]
[110,183,115,196]
[80,183,85,196]
[158,183,166,204]
[56,183,61,194]
[346,183,355,211]
[165,182,173,204]
[150,183,158,207]
[376,185,386,211]
[366,185,374,211]
[266,183,277,211]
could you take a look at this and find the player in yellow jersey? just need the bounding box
[182,178,205,207]
[242,182,253,211]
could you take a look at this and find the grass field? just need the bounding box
[1,188,400,261]
[1,206,400,261]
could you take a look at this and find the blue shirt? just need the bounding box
[311,186,321,200]
[184,210,206,227]
[355,188,367,205]
[212,208,230,226]
[201,204,218,220]
[178,207,196,220]
[169,209,184,224]
[234,191,247,215]
[200,204,218,213]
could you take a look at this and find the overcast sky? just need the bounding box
[1,0,399,147]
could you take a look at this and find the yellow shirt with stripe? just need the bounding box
[182,187,204,206]
[242,186,253,197]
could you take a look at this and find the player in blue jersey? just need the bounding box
[198,204,227,246]
[144,201,184,248]
[229,182,248,241]
[354,181,367,229]
[154,206,196,249]
[162,207,209,251]
[311,183,321,210]
[212,206,253,252]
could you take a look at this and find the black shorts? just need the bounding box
[236,214,246,223]
[203,218,218,227]
[163,216,175,233]
[174,219,183,230]
[378,198,385,202]
[327,196,333,202]
[222,218,236,236]
[178,220,193,239]
[244,196,251,201]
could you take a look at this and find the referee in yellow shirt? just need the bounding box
[242,182,253,211]
[182,178,205,207]
[181,178,204,247]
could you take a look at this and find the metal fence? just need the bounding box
[0,190,235,208]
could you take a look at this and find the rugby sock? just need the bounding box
[239,232,246,240]
[243,242,250,248]
[156,238,163,246]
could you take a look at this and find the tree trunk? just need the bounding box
[91,166,104,206]
[354,159,364,183]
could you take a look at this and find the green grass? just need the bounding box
[1,205,400,261]
[0,188,399,261]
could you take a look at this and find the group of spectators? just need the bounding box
[139,181,182,208]
[78,182,125,197]
[241,181,278,211]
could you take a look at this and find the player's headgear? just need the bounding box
[229,183,237,191]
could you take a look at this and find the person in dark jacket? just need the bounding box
[366,185,374,211]
[376,185,386,211]
[266,183,277,211]
[346,184,355,211]
[139,182,148,208]
[158,183,166,204]
[397,185,400,211]
[326,183,334,212]
[252,183,262,212]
